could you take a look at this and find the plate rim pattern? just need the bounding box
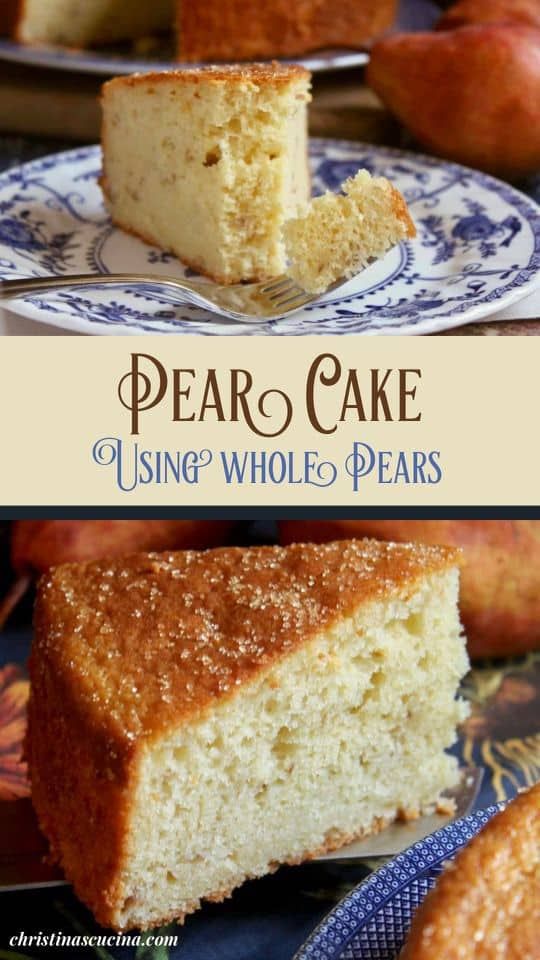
[0,140,538,336]
[294,803,502,960]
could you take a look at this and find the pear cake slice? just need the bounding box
[100,64,311,283]
[28,539,468,930]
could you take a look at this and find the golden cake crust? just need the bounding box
[390,184,416,238]
[102,62,310,98]
[33,539,460,745]
[401,783,540,960]
[178,0,398,62]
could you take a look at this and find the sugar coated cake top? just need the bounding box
[33,539,460,743]
[102,62,311,96]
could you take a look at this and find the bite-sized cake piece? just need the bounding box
[101,64,311,283]
[283,169,415,294]
[177,0,398,62]
[2,0,174,47]
[401,782,540,960]
[29,539,468,931]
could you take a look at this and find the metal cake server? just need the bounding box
[0,768,482,891]
[316,766,483,861]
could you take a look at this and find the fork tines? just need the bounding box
[259,276,309,308]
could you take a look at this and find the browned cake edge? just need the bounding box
[2,2,398,59]
[390,183,417,238]
[27,644,135,928]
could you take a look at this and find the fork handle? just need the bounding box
[0,273,201,299]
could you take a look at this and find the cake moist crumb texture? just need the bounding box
[283,169,416,294]
[100,64,311,284]
[29,539,468,930]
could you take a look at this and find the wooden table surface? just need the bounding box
[0,59,538,335]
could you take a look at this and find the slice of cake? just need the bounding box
[0,0,398,58]
[3,0,174,47]
[177,0,398,62]
[28,539,468,931]
[283,169,416,294]
[100,65,311,284]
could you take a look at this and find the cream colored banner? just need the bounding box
[0,336,537,506]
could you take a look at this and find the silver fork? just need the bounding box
[0,272,338,323]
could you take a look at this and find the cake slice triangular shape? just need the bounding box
[100,64,311,283]
[29,539,468,929]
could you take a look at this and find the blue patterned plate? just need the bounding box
[0,141,538,335]
[295,804,502,960]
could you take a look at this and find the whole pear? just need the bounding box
[438,0,540,30]
[367,24,540,178]
[0,520,234,628]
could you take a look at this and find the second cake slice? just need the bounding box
[29,539,468,930]
[101,64,311,283]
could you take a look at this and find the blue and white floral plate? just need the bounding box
[295,803,501,960]
[0,140,538,336]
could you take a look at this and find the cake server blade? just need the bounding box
[315,766,483,861]
[0,768,482,890]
